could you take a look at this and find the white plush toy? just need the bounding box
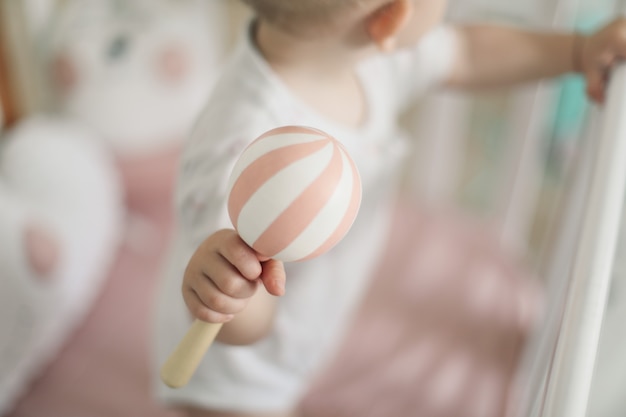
[0,1,227,412]
[43,0,224,194]
[0,116,124,414]
[41,0,226,257]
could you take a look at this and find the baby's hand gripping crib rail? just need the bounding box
[533,41,626,417]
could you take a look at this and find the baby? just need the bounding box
[153,1,626,416]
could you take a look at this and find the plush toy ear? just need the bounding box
[365,0,412,51]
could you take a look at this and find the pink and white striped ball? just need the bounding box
[227,126,362,262]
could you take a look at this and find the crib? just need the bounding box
[2,0,626,416]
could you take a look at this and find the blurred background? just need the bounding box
[1,0,625,416]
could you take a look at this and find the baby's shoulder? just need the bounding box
[190,96,277,148]
[184,93,280,169]
[185,42,301,157]
[193,72,282,140]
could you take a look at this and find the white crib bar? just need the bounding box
[540,61,626,415]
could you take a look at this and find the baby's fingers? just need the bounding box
[608,17,626,53]
[259,259,286,296]
[218,233,263,280]
[184,276,248,323]
[184,288,235,323]
[586,68,607,103]
[206,256,258,299]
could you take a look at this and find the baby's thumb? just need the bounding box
[259,259,286,296]
[586,68,606,103]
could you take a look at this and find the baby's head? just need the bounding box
[240,0,375,36]
[241,0,448,50]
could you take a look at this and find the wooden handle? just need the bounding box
[160,319,223,388]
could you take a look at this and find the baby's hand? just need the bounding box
[182,229,286,324]
[580,18,626,103]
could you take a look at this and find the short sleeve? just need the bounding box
[175,145,235,251]
[175,126,251,251]
[388,25,460,110]
[173,101,277,253]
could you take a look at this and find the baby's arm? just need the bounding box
[446,18,626,102]
[183,229,286,345]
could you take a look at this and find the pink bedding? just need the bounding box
[6,201,180,417]
[6,199,540,417]
[302,202,541,417]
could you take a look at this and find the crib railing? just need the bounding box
[522,42,626,417]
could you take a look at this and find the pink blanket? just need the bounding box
[302,202,541,417]
[7,200,541,417]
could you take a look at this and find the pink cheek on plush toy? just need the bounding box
[52,53,79,93]
[227,126,362,263]
[23,224,60,280]
[156,43,189,84]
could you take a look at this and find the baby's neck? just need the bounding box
[255,20,373,128]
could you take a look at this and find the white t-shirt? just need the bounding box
[154,23,458,412]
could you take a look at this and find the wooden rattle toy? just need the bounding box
[160,126,362,388]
